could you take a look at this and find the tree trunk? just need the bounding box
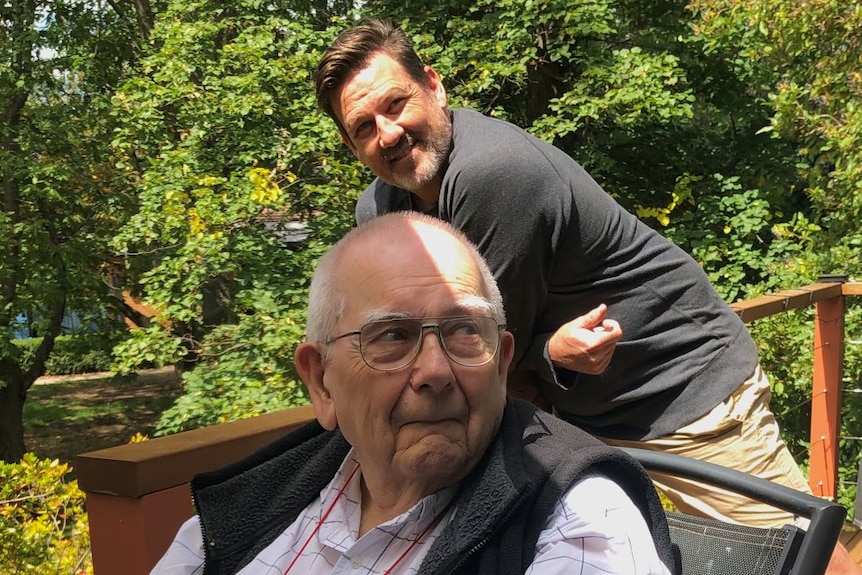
[131,0,155,41]
[0,370,27,463]
[525,27,564,125]
[0,0,35,464]
[0,307,61,462]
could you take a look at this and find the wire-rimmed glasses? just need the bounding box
[325,315,505,371]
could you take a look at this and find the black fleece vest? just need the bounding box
[191,399,679,575]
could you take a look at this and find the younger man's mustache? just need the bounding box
[381,133,416,162]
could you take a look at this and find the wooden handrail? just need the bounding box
[77,281,862,575]
[730,282,844,323]
[731,280,860,498]
[77,405,316,497]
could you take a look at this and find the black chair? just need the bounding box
[622,447,847,575]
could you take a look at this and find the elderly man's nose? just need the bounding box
[409,331,454,390]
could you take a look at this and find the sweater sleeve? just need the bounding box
[355,178,414,224]
[439,120,575,382]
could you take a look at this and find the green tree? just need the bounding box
[357,0,811,288]
[0,0,151,462]
[111,1,861,461]
[115,0,807,432]
[690,0,862,508]
[110,0,362,432]
[689,0,862,278]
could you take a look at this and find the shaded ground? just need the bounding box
[23,367,183,466]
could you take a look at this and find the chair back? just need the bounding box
[667,512,802,574]
[622,447,847,575]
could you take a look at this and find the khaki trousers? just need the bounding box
[600,366,812,528]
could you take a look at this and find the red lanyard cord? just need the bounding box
[281,463,449,575]
[281,462,361,575]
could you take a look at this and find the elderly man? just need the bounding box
[312,19,862,574]
[151,212,676,575]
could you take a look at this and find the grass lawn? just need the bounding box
[23,368,182,468]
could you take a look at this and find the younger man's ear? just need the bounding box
[295,342,337,430]
[424,65,448,109]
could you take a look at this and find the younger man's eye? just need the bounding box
[355,121,373,138]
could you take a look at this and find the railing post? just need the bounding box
[77,405,317,575]
[808,275,847,498]
[86,486,194,575]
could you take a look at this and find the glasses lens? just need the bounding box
[438,316,499,365]
[358,316,500,370]
[359,319,423,370]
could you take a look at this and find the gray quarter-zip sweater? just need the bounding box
[356,108,758,440]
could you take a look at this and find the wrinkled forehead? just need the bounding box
[338,221,488,316]
[333,52,414,122]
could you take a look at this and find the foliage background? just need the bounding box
[0,455,91,574]
[2,0,861,539]
[102,0,862,506]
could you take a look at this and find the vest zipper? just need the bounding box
[435,488,531,575]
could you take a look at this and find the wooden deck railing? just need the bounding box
[77,279,862,575]
[729,279,862,499]
[76,406,317,575]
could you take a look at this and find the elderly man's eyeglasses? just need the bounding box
[325,316,505,371]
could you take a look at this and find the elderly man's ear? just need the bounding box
[295,343,338,430]
[498,331,516,379]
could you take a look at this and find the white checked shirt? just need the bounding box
[152,451,671,575]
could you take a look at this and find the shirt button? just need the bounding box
[351,557,362,569]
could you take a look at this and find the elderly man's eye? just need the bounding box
[446,318,481,337]
[378,327,411,342]
[364,321,416,344]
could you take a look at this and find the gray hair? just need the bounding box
[305,212,505,349]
